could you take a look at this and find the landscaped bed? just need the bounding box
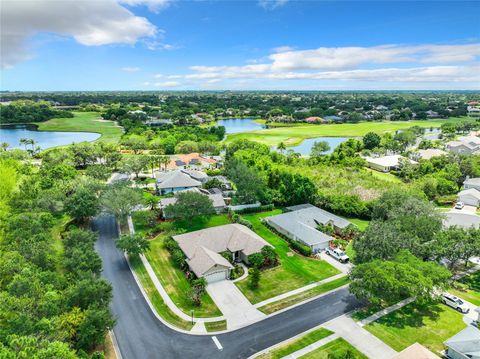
[256,328,333,359]
[235,210,340,303]
[299,338,367,359]
[364,302,466,353]
[258,276,350,314]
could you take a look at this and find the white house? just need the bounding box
[464,177,480,192]
[444,325,480,359]
[458,188,480,207]
[364,155,417,172]
[415,148,447,161]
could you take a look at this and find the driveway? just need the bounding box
[449,205,478,214]
[207,280,266,329]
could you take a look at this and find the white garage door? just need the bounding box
[204,270,227,283]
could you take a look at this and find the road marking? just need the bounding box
[212,336,223,350]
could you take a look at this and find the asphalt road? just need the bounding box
[93,215,362,359]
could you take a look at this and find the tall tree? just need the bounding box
[101,184,143,222]
[163,191,215,223]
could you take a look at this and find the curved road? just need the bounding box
[93,215,362,359]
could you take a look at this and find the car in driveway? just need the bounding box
[325,247,349,263]
[442,294,469,313]
[455,201,465,209]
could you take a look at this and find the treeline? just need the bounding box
[0,100,73,124]
[0,152,114,357]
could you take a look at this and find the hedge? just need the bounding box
[290,240,312,257]
[232,204,274,214]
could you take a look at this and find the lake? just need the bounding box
[0,124,101,149]
[287,137,350,155]
[216,118,265,134]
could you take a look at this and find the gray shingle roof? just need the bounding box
[465,177,480,186]
[444,325,480,358]
[458,188,480,200]
[187,246,233,277]
[155,170,202,189]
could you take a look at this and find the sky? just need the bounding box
[1,0,479,91]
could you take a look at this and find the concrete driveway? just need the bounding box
[449,205,478,214]
[207,280,266,329]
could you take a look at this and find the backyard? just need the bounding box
[364,302,466,353]
[235,210,340,303]
[36,111,123,143]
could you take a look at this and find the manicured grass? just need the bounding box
[257,328,333,359]
[343,217,369,231]
[226,118,460,147]
[145,235,222,317]
[173,214,231,232]
[36,111,123,143]
[258,276,350,314]
[365,168,402,184]
[129,255,194,331]
[450,271,480,306]
[299,338,368,359]
[204,320,227,332]
[235,210,340,303]
[364,303,466,353]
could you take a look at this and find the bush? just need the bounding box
[229,264,244,280]
[249,268,260,289]
[171,249,186,269]
[229,211,254,229]
[247,253,264,268]
[164,236,179,253]
[290,240,312,257]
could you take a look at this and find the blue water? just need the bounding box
[0,124,100,149]
[288,137,350,155]
[216,118,265,134]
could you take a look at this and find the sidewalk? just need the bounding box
[283,334,339,359]
[358,297,415,327]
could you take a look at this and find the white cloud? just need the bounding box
[122,67,141,72]
[258,0,289,10]
[153,73,164,78]
[1,0,157,68]
[271,46,294,53]
[154,81,181,87]
[119,0,170,13]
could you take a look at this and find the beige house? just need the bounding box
[393,343,439,359]
[173,224,271,282]
[364,155,417,172]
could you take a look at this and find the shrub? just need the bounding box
[164,236,179,253]
[290,240,312,257]
[171,248,186,269]
[249,268,260,289]
[261,245,279,267]
[233,204,274,214]
[247,253,264,268]
[229,264,244,280]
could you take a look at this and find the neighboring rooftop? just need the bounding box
[285,204,352,229]
[159,188,226,209]
[465,177,480,187]
[393,343,439,359]
[458,188,480,200]
[417,148,447,160]
[155,170,202,189]
[443,212,480,229]
[364,154,416,168]
[444,325,480,359]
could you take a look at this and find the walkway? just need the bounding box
[254,273,347,308]
[323,315,398,359]
[358,297,415,327]
[282,333,339,359]
[206,280,266,329]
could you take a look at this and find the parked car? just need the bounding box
[325,247,349,263]
[455,201,465,209]
[442,294,469,313]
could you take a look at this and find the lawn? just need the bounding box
[257,328,333,359]
[364,303,466,353]
[364,168,403,184]
[204,320,227,332]
[343,217,369,232]
[145,235,222,317]
[173,214,231,232]
[36,111,123,143]
[450,271,480,306]
[258,276,350,314]
[299,338,368,359]
[129,255,194,331]
[235,210,340,303]
[225,118,459,147]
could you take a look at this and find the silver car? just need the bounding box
[442,294,469,313]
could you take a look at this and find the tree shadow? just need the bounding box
[378,302,442,329]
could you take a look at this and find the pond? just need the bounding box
[0,124,101,150]
[287,137,350,155]
[216,118,265,134]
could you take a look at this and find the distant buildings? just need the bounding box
[166,153,219,170]
[414,148,447,161]
[446,136,480,155]
[364,155,417,172]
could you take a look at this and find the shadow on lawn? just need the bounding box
[377,302,442,329]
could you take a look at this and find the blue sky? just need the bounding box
[1,0,479,90]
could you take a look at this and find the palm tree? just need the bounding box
[277,142,286,154]
[160,155,170,171]
[1,142,9,151]
[19,138,29,151]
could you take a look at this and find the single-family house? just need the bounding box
[323,115,344,122]
[181,169,210,183]
[166,153,218,170]
[415,148,448,161]
[304,116,323,124]
[426,110,440,118]
[443,212,480,229]
[392,343,439,359]
[446,136,480,155]
[155,170,202,195]
[264,204,352,253]
[173,224,272,282]
[159,188,227,216]
[464,178,480,192]
[458,188,480,207]
[365,155,417,172]
[443,325,480,359]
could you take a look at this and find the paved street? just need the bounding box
[93,215,363,359]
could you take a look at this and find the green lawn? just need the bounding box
[365,303,466,353]
[235,210,340,303]
[129,255,194,331]
[225,118,460,147]
[343,217,370,232]
[364,168,403,184]
[259,276,350,314]
[204,320,227,332]
[36,111,123,143]
[257,328,333,359]
[450,271,480,306]
[145,235,222,317]
[173,214,231,232]
[299,338,368,359]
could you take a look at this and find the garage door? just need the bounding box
[204,270,227,283]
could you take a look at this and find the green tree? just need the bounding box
[101,184,143,222]
[349,251,451,306]
[163,191,215,223]
[64,184,100,223]
[311,141,330,157]
[116,233,150,257]
[143,192,159,210]
[362,132,381,150]
[249,267,261,289]
[277,142,287,154]
[120,155,150,178]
